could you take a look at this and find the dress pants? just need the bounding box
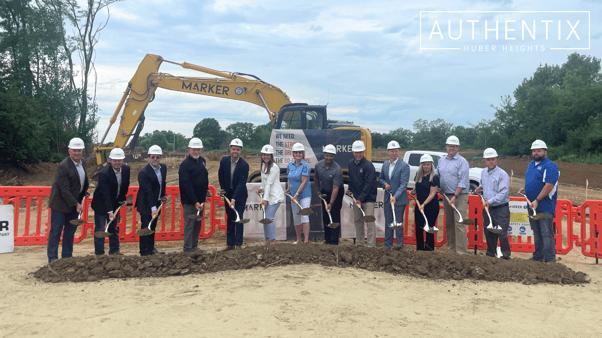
[226,204,245,246]
[183,204,202,252]
[414,202,439,251]
[94,213,120,255]
[47,209,79,263]
[443,194,468,254]
[139,212,158,256]
[384,202,405,248]
[353,202,375,247]
[483,204,511,259]
[321,189,343,245]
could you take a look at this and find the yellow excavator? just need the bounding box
[95,54,372,177]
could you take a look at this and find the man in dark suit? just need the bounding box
[179,137,209,252]
[136,145,167,256]
[378,140,410,249]
[218,138,249,250]
[91,148,130,255]
[47,137,89,264]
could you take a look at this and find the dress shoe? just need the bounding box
[224,246,234,251]
[151,248,165,255]
[109,251,123,256]
[235,245,242,250]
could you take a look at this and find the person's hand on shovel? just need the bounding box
[76,203,83,213]
[195,202,204,211]
[229,200,235,209]
[152,210,158,218]
[355,199,362,208]
[326,203,332,212]
[108,212,115,221]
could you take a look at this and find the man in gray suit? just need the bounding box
[47,137,89,263]
[379,140,409,249]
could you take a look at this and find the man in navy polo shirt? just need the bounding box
[519,139,559,263]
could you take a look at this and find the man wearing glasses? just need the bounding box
[136,145,167,256]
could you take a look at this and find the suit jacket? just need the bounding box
[91,164,131,214]
[136,163,167,215]
[48,157,89,213]
[218,156,249,206]
[379,159,410,206]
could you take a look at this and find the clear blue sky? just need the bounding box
[88,0,601,140]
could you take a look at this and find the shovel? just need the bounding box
[284,192,313,215]
[222,194,250,224]
[189,191,212,221]
[136,198,169,236]
[347,194,376,223]
[69,192,90,226]
[318,194,340,228]
[441,193,474,225]
[518,192,547,220]
[94,201,128,238]
[386,190,403,230]
[257,192,272,225]
[410,194,438,234]
[477,193,502,234]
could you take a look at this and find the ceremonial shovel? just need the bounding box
[477,193,502,234]
[441,193,474,225]
[136,198,169,236]
[318,194,340,228]
[69,192,90,226]
[284,192,313,215]
[257,192,272,224]
[386,190,403,230]
[222,194,250,224]
[410,194,438,234]
[518,192,547,220]
[347,194,376,223]
[189,190,212,221]
[94,201,128,238]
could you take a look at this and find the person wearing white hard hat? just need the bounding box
[179,138,209,252]
[136,145,167,256]
[410,154,440,251]
[475,148,511,259]
[314,144,344,245]
[347,140,377,247]
[47,137,90,263]
[91,148,130,256]
[518,139,559,263]
[219,138,249,250]
[286,142,312,244]
[258,144,284,245]
[379,140,410,249]
[436,135,470,254]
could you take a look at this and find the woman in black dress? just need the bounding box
[410,154,440,251]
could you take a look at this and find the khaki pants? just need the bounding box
[443,194,468,254]
[354,202,375,247]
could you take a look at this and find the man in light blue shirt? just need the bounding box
[436,135,470,254]
[476,148,511,259]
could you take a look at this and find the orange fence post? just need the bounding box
[579,200,602,259]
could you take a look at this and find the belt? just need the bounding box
[489,202,509,210]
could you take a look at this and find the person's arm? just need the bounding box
[179,162,197,204]
[532,183,555,210]
[56,163,80,207]
[233,162,249,203]
[393,162,410,203]
[358,163,375,203]
[97,171,112,213]
[378,162,388,188]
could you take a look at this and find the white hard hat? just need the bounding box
[352,140,365,152]
[483,148,498,159]
[292,142,305,152]
[109,148,125,160]
[531,139,547,150]
[261,144,274,154]
[420,154,434,163]
[446,135,460,146]
[387,140,400,150]
[323,144,336,155]
[68,137,85,149]
[188,137,203,149]
[230,138,243,148]
[148,145,163,155]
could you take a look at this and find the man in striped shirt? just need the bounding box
[476,148,511,259]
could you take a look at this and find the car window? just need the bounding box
[280,110,302,129]
[433,155,440,168]
[408,153,421,166]
[305,110,324,129]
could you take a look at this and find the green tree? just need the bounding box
[412,118,453,150]
[386,127,413,149]
[193,118,228,150]
[248,122,273,149]
[225,122,255,147]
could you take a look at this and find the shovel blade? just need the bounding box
[531,213,547,220]
[298,208,314,216]
[239,219,251,224]
[69,219,86,226]
[259,218,272,224]
[94,231,112,239]
[389,224,402,230]
[360,215,376,223]
[136,228,154,236]
[489,227,503,234]
[188,215,204,221]
[327,222,340,229]
[460,219,474,225]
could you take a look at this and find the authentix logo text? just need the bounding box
[420,11,590,52]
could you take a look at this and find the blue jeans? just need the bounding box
[94,213,120,255]
[263,202,280,240]
[529,212,556,262]
[384,203,405,248]
[47,209,79,263]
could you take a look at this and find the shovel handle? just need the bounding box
[284,192,303,208]
[318,195,334,224]
[349,195,366,217]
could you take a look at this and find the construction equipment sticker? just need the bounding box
[0,205,14,254]
[508,201,533,237]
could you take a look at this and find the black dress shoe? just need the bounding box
[152,248,165,255]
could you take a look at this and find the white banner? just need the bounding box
[270,130,319,169]
[243,183,288,240]
[508,200,533,237]
[0,205,15,254]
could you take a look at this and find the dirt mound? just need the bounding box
[33,244,589,285]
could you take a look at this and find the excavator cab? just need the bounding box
[275,103,326,130]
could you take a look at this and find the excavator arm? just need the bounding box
[94,54,291,166]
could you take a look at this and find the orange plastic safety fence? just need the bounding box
[578,201,602,258]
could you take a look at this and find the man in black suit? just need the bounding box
[179,137,209,252]
[136,145,167,256]
[91,148,130,255]
[47,137,89,264]
[218,138,249,250]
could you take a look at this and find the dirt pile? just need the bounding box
[34,244,589,285]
